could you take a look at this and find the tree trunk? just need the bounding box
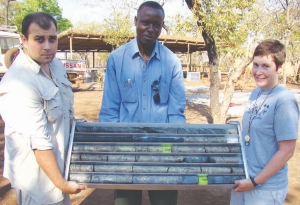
[201,30,220,123]
[283,37,289,85]
[296,64,300,83]
[184,0,251,124]
[283,0,291,85]
[219,57,253,123]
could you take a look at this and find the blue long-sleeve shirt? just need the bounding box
[99,37,186,123]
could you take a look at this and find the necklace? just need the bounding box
[245,83,279,146]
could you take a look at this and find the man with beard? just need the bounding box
[0,12,86,205]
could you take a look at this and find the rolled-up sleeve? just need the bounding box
[0,82,53,150]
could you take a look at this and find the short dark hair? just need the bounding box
[253,39,286,70]
[22,12,57,38]
[137,1,165,16]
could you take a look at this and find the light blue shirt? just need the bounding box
[99,37,186,123]
[242,84,299,190]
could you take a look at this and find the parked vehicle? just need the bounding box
[0,25,21,80]
[59,59,87,82]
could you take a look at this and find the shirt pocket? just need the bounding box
[61,74,74,104]
[151,82,169,122]
[158,82,169,104]
[120,79,137,103]
[42,86,62,122]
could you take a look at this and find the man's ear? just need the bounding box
[134,16,137,26]
[21,35,27,49]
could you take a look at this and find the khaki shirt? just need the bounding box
[0,50,74,203]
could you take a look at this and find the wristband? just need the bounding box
[250,177,260,188]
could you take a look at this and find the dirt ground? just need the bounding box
[69,78,300,205]
[0,78,300,205]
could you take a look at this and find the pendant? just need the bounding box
[245,135,250,146]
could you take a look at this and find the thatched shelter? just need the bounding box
[57,29,206,53]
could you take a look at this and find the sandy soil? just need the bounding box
[0,78,299,205]
[67,78,300,205]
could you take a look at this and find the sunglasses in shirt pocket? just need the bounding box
[157,82,169,104]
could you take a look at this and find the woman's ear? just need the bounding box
[277,65,283,74]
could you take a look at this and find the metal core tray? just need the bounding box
[64,121,249,190]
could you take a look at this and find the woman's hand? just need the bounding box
[232,179,255,192]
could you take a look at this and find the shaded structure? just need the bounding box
[57,29,206,54]
[57,30,206,79]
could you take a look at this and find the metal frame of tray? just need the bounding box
[64,121,249,190]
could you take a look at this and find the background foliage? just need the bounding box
[0,0,73,33]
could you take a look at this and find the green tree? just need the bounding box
[0,0,5,24]
[13,0,72,33]
[264,0,300,84]
[73,21,104,33]
[102,11,134,49]
[0,0,18,25]
[185,0,256,123]
[77,0,139,49]
[166,14,200,37]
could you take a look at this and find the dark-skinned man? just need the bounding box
[99,1,186,205]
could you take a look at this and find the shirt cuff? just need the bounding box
[31,134,53,150]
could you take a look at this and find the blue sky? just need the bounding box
[57,0,191,25]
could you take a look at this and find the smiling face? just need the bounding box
[21,21,57,67]
[252,55,282,90]
[134,6,164,49]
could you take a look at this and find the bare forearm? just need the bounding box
[34,149,67,191]
[34,149,86,194]
[233,140,296,192]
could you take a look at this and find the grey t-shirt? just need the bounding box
[242,84,299,190]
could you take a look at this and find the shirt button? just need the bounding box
[143,108,146,110]
[144,79,146,82]
[143,93,146,96]
[143,65,145,68]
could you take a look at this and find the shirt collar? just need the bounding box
[19,49,55,75]
[130,37,161,60]
[19,49,41,74]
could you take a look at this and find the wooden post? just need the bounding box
[70,37,73,60]
[93,51,95,68]
[189,52,192,71]
[187,43,190,72]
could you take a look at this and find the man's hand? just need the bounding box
[61,181,87,194]
[34,149,87,194]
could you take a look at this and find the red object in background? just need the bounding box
[13,50,20,61]
[229,102,242,107]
